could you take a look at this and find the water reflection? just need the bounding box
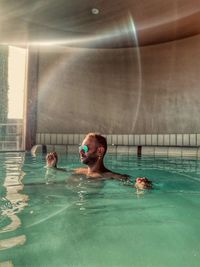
[0,260,14,267]
[0,153,28,251]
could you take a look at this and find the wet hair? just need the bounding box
[85,133,107,155]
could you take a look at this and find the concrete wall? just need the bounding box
[35,34,200,135]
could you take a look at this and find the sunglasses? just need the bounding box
[79,145,89,153]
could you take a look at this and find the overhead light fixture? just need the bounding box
[91,8,99,15]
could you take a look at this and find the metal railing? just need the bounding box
[0,121,24,151]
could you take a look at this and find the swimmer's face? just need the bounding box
[79,137,99,165]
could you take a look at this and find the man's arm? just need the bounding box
[104,171,131,181]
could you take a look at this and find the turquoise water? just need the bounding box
[1,152,200,267]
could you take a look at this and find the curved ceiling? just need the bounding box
[0,0,199,48]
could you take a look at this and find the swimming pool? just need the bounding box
[0,152,200,267]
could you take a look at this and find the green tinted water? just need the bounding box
[0,152,200,267]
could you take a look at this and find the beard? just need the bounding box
[80,154,98,165]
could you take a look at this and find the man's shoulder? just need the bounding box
[74,167,88,174]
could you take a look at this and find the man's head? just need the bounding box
[79,133,107,165]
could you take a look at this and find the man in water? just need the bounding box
[45,134,153,187]
[75,133,129,180]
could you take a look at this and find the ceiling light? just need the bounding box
[91,8,99,15]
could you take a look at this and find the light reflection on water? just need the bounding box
[0,153,28,253]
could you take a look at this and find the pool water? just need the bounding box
[1,152,200,267]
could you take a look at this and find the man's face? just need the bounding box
[79,137,99,165]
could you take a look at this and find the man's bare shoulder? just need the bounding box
[74,167,88,174]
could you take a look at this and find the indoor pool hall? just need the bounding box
[0,1,200,267]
